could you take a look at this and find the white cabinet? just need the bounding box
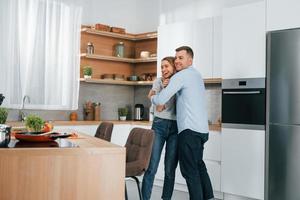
[221,128,265,200]
[110,124,132,146]
[222,2,266,79]
[53,125,98,136]
[158,18,213,78]
[213,16,222,78]
[267,0,300,31]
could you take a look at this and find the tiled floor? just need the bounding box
[126,179,189,200]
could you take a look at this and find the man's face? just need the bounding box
[175,50,193,71]
[161,60,175,79]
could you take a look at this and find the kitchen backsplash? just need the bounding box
[6,83,221,123]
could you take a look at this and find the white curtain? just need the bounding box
[0,0,82,110]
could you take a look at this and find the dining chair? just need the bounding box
[125,127,155,200]
[94,122,114,142]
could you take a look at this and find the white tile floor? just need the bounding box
[126,179,188,200]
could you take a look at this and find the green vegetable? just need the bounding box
[25,114,44,132]
[0,107,8,124]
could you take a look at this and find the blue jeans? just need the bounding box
[178,129,214,200]
[142,117,178,200]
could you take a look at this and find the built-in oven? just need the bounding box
[222,78,266,130]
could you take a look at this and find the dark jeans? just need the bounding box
[142,117,178,200]
[178,129,214,200]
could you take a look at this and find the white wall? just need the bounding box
[80,0,159,33]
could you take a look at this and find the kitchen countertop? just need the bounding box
[7,120,221,132]
[0,132,125,200]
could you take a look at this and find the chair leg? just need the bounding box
[131,176,143,200]
[125,182,128,200]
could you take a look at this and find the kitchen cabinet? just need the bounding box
[222,2,266,79]
[267,0,300,31]
[221,128,265,200]
[158,19,214,79]
[53,125,98,137]
[80,28,157,86]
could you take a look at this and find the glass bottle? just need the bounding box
[86,42,94,54]
[115,42,124,57]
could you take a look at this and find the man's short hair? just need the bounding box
[175,46,194,59]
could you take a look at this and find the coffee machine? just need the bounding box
[134,104,144,121]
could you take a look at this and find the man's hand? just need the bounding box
[156,105,166,112]
[162,78,170,88]
[148,89,156,99]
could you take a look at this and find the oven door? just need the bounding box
[222,88,266,130]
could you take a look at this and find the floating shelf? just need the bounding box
[80,78,153,86]
[80,78,222,86]
[81,53,157,63]
[81,28,157,41]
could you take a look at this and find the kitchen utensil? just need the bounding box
[134,104,144,121]
[128,75,138,81]
[0,124,11,147]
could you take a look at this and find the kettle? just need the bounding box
[0,94,4,106]
[0,124,11,147]
[134,104,144,121]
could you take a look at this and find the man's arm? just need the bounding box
[151,73,183,105]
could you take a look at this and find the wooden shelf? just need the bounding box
[81,53,157,63]
[80,78,222,86]
[80,78,153,86]
[81,28,157,41]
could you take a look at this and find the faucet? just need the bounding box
[19,95,30,121]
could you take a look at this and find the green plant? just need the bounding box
[0,107,8,124]
[118,107,128,117]
[25,114,44,132]
[83,66,92,76]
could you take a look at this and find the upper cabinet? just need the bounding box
[222,2,266,79]
[158,18,221,79]
[80,28,157,86]
[267,0,300,31]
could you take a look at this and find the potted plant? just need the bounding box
[83,66,92,79]
[25,114,44,133]
[118,107,128,121]
[0,107,8,124]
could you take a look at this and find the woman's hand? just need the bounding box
[156,105,166,112]
[148,89,156,99]
[162,78,170,88]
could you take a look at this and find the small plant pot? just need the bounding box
[84,75,92,79]
[119,116,126,121]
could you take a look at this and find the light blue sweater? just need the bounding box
[151,66,208,133]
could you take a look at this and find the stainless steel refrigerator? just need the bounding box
[266,28,300,200]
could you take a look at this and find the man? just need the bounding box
[150,46,214,200]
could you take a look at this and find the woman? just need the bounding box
[142,56,178,200]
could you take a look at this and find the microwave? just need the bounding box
[222,78,266,130]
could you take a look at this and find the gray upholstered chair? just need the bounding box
[94,122,114,142]
[125,127,155,200]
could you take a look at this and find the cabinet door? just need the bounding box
[213,16,222,78]
[222,2,266,79]
[158,19,213,78]
[267,0,300,31]
[110,124,132,146]
[221,128,265,200]
[204,131,221,161]
[53,125,98,136]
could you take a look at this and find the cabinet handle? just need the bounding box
[223,91,261,95]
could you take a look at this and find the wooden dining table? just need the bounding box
[0,130,126,200]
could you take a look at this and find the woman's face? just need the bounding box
[161,60,175,79]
